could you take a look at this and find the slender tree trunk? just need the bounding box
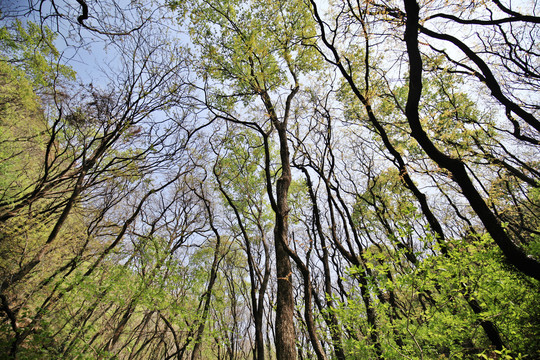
[104,300,136,354]
[289,253,327,360]
[215,170,268,360]
[191,194,222,360]
[259,83,298,360]
[300,167,346,360]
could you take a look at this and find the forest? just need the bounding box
[0,0,539,359]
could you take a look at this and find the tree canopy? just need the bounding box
[0,0,539,359]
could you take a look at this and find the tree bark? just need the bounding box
[257,74,298,359]
[403,0,540,281]
[273,126,296,360]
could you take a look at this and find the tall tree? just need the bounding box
[1,0,540,358]
[170,0,320,357]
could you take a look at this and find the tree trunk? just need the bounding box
[259,84,298,360]
[403,0,540,281]
[274,168,296,360]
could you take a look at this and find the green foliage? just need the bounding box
[215,128,274,232]
[171,0,320,104]
[1,1,539,359]
[0,20,75,88]
[0,60,46,203]
[418,69,497,160]
[476,348,528,360]
[334,233,540,359]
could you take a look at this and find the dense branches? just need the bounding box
[1,0,539,359]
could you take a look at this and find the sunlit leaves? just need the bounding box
[0,20,75,89]
[172,0,320,105]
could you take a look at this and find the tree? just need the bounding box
[0,12,196,358]
[1,0,540,359]
[213,128,273,360]
[170,0,321,358]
